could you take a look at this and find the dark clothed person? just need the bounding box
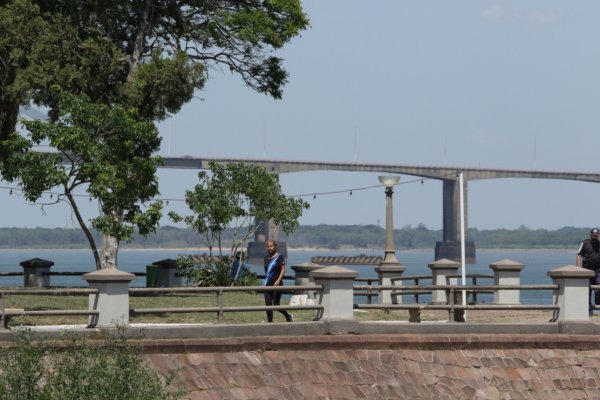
[263,240,293,323]
[577,228,600,315]
[230,251,249,282]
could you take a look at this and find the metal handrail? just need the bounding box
[130,284,321,294]
[0,288,100,329]
[389,274,494,303]
[354,284,558,291]
[129,284,324,323]
[353,283,559,323]
[42,271,147,277]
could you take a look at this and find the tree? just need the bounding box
[169,161,309,263]
[0,0,309,153]
[4,89,163,270]
[0,0,309,268]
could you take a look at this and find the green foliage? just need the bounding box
[176,254,259,287]
[5,89,163,268]
[176,254,222,287]
[124,50,205,121]
[0,0,309,161]
[0,330,184,400]
[169,161,309,260]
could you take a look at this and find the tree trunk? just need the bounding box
[0,98,19,163]
[98,208,124,270]
[100,234,120,270]
[127,1,151,83]
[65,192,103,270]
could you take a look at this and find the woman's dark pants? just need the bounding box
[264,290,292,322]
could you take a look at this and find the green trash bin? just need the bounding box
[146,264,160,288]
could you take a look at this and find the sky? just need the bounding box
[3,1,600,231]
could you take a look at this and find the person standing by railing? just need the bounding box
[263,239,293,323]
[230,250,249,282]
[576,228,600,316]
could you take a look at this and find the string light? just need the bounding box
[290,172,457,200]
[1,171,459,204]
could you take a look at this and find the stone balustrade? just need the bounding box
[9,257,595,326]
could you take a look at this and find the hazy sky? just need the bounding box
[3,1,600,231]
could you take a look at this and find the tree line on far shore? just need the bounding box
[0,224,589,250]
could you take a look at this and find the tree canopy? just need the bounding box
[0,0,309,269]
[5,89,163,269]
[169,161,309,259]
[0,0,309,150]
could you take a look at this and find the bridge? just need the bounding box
[160,156,600,263]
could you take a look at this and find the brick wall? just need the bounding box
[143,334,600,399]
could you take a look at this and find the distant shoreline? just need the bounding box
[0,246,576,252]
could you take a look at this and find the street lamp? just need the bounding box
[375,175,404,305]
[378,175,401,264]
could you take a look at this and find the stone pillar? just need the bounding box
[375,265,405,304]
[291,262,324,303]
[490,259,524,304]
[428,258,460,304]
[548,265,593,322]
[20,258,54,287]
[82,269,135,327]
[310,266,358,320]
[148,258,182,287]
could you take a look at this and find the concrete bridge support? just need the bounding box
[247,219,288,265]
[435,178,476,263]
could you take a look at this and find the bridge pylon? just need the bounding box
[246,219,288,266]
[436,178,476,263]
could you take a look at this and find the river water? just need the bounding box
[0,248,577,304]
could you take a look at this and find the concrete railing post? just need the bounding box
[20,258,54,287]
[375,265,405,304]
[428,259,460,304]
[548,265,593,322]
[489,259,524,304]
[291,262,323,305]
[147,258,181,287]
[310,265,358,320]
[82,269,135,327]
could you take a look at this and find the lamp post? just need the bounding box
[375,176,404,304]
[378,176,401,264]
